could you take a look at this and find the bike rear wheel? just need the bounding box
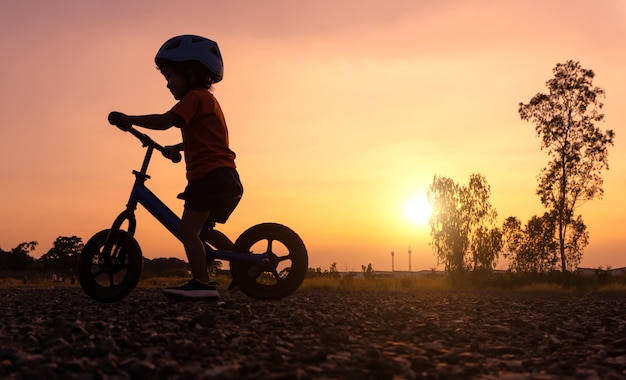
[230,223,308,300]
[78,229,143,302]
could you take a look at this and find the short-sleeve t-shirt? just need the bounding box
[169,90,236,180]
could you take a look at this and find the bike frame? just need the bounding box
[107,141,266,268]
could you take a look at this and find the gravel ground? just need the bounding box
[2,287,626,379]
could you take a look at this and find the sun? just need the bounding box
[404,195,433,225]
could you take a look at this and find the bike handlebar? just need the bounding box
[108,112,182,163]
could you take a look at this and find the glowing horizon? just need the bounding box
[1,0,625,272]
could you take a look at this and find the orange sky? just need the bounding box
[1,0,625,272]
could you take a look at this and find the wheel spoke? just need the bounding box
[111,246,122,262]
[271,268,286,283]
[266,238,274,255]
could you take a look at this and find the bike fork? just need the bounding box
[101,208,137,260]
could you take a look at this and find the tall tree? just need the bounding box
[563,215,589,271]
[519,60,615,272]
[427,174,499,273]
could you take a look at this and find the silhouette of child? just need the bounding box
[109,35,243,300]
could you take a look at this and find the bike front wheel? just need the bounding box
[230,223,308,300]
[78,229,143,302]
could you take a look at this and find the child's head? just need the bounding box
[157,59,215,91]
[155,35,224,94]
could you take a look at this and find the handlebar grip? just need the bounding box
[170,152,182,163]
[162,149,182,163]
[108,112,130,131]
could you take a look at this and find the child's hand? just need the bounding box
[163,145,182,163]
[108,111,132,131]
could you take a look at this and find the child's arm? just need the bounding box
[125,112,183,130]
[109,111,183,131]
[166,143,184,151]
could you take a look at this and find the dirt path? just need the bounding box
[2,287,626,379]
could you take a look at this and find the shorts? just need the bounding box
[183,167,243,222]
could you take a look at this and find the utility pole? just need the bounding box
[391,251,394,272]
[408,246,412,272]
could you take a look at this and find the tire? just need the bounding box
[230,223,308,300]
[78,229,143,302]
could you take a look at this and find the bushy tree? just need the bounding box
[0,242,38,271]
[142,257,189,277]
[471,226,503,272]
[428,176,465,272]
[39,236,83,271]
[503,214,558,272]
[502,212,588,272]
[427,174,500,273]
[519,60,615,272]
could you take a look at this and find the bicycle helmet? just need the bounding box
[155,35,224,83]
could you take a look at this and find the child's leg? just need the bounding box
[178,208,212,283]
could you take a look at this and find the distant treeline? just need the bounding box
[0,236,197,278]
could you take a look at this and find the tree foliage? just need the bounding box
[39,236,83,271]
[519,60,614,272]
[563,215,589,271]
[0,241,38,271]
[502,212,588,272]
[427,174,500,273]
[471,226,503,272]
[142,257,189,277]
[502,214,558,272]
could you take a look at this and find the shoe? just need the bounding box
[162,279,219,300]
